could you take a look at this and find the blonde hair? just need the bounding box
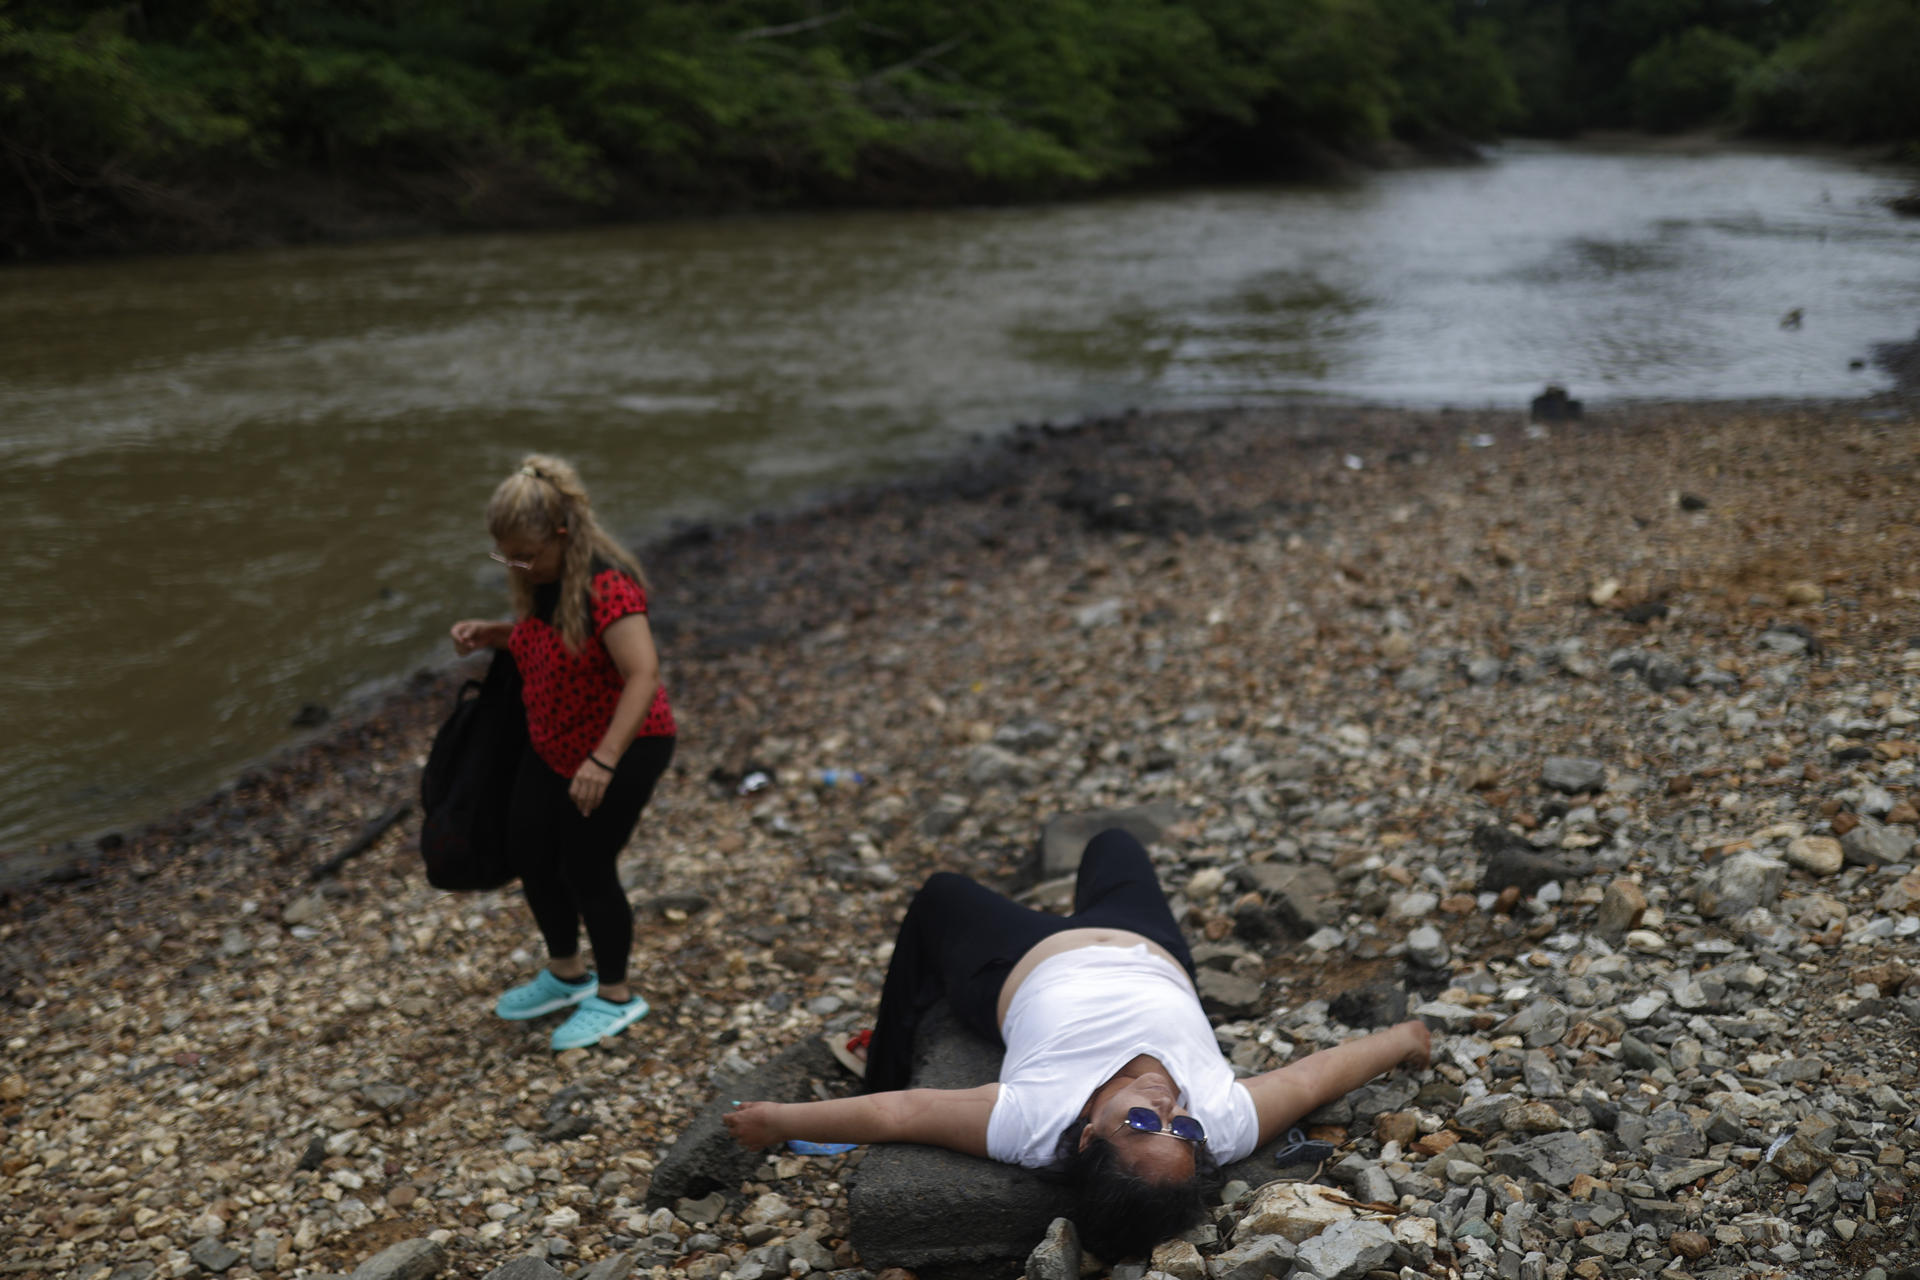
[487,454,648,651]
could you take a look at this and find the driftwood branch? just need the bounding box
[308,800,412,882]
[736,9,850,41]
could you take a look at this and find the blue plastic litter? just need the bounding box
[786,1140,858,1156]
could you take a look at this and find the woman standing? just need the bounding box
[450,455,676,1051]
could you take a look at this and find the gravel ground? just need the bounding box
[4,397,1920,1280]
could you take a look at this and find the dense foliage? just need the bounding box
[0,0,1913,256]
[1477,0,1920,139]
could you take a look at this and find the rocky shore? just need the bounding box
[5,396,1920,1280]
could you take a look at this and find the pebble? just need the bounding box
[1786,835,1846,876]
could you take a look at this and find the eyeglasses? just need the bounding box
[488,549,539,570]
[1114,1107,1206,1146]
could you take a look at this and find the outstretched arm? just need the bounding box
[1244,1019,1430,1148]
[725,1085,999,1158]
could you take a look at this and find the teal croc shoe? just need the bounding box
[550,994,650,1050]
[495,969,597,1021]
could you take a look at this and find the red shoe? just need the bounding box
[826,1029,871,1079]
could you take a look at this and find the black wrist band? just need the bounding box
[588,754,617,773]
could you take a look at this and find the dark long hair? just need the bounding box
[1043,1120,1224,1261]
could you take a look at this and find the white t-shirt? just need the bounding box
[984,944,1259,1168]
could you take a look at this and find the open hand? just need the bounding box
[723,1101,781,1150]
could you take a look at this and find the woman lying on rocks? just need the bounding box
[724,829,1430,1260]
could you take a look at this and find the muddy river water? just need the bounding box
[1,141,1915,860]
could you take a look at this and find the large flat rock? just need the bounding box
[1034,804,1185,880]
[647,1036,841,1207]
[848,1005,1068,1276]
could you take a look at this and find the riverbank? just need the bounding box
[5,396,1920,1280]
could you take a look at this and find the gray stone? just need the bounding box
[649,1037,840,1207]
[1499,999,1570,1050]
[1620,1110,1704,1158]
[1394,664,1444,696]
[1575,1231,1630,1260]
[673,1193,727,1225]
[572,1254,634,1280]
[1697,852,1787,918]
[280,892,328,925]
[1239,863,1340,938]
[1454,1093,1520,1137]
[1344,1076,1418,1119]
[189,1240,242,1274]
[1405,925,1450,970]
[1036,804,1184,879]
[1618,1035,1668,1075]
[1704,1108,1747,1145]
[1842,817,1915,867]
[1642,655,1689,692]
[1522,1050,1564,1098]
[1291,1218,1395,1280]
[1626,1197,1690,1227]
[995,718,1060,752]
[965,744,1037,788]
[847,1002,1068,1268]
[1025,1217,1081,1280]
[358,1082,421,1113]
[1324,980,1408,1030]
[1411,1000,1480,1033]
[1474,826,1580,896]
[1768,1055,1825,1083]
[1074,598,1125,629]
[1206,1236,1295,1280]
[1196,968,1265,1018]
[920,794,971,837]
[1594,880,1647,940]
[1756,627,1812,655]
[1344,1164,1398,1206]
[1445,1157,1489,1183]
[1647,1156,1725,1194]
[482,1259,565,1280]
[350,1240,447,1280]
[1465,655,1504,685]
[1541,756,1607,794]
[785,1234,837,1274]
[1487,1131,1605,1188]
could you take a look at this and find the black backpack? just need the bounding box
[419,648,526,891]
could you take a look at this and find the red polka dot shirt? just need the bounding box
[510,567,675,776]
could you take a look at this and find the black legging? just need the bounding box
[864,828,1196,1092]
[508,736,674,986]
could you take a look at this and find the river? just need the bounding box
[1,141,1915,864]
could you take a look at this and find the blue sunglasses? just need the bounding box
[1115,1106,1206,1145]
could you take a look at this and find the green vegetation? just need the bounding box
[1479,0,1920,140]
[0,1,1914,257]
